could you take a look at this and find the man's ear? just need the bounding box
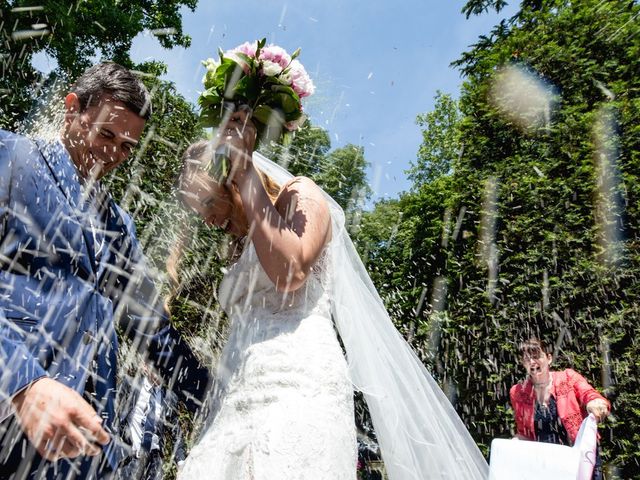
[64,93,80,114]
[63,93,82,132]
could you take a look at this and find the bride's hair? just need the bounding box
[177,139,281,203]
[166,139,281,306]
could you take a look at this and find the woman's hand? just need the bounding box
[586,398,610,422]
[215,106,257,187]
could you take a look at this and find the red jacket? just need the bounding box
[510,368,610,444]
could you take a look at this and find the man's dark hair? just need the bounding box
[70,62,152,120]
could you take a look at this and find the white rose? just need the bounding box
[279,70,293,85]
[201,58,221,88]
[202,57,220,73]
[261,60,283,77]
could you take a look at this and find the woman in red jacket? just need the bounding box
[510,338,610,479]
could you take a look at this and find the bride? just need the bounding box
[175,109,489,479]
[176,109,355,478]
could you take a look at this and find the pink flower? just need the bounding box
[233,41,258,58]
[199,39,315,143]
[259,44,292,69]
[225,41,258,74]
[288,59,315,98]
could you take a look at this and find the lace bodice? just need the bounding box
[179,240,356,480]
[218,241,332,320]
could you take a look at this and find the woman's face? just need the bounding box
[180,169,248,237]
[521,349,552,382]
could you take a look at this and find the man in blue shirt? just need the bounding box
[0,62,210,478]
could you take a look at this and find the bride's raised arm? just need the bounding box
[224,110,332,292]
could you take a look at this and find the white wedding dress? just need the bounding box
[178,152,489,479]
[179,241,357,480]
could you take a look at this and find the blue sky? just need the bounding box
[36,1,517,201]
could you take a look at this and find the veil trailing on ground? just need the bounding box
[253,152,489,480]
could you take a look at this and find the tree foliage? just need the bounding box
[0,0,197,129]
[359,1,640,475]
[315,143,372,212]
[259,118,331,178]
[407,91,462,188]
[462,0,509,19]
[447,4,639,472]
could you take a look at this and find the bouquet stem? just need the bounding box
[210,102,253,185]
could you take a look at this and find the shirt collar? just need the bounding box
[37,138,102,210]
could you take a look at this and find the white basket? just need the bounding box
[489,438,580,480]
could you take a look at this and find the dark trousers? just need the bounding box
[119,450,162,480]
[592,445,603,480]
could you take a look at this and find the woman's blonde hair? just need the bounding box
[178,139,281,203]
[167,140,281,303]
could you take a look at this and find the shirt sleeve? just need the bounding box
[568,369,611,411]
[509,384,525,437]
[0,134,48,404]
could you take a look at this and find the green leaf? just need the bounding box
[212,59,238,90]
[198,88,222,107]
[256,37,267,59]
[219,61,246,100]
[235,52,253,67]
[284,109,303,123]
[276,92,301,116]
[252,104,278,126]
[281,130,294,146]
[234,75,260,102]
[270,83,298,98]
[198,104,224,127]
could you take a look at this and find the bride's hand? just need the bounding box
[216,107,257,186]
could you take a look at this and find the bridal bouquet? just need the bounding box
[198,38,315,146]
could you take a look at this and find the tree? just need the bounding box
[407,91,462,189]
[315,144,371,213]
[0,0,197,129]
[462,0,509,18]
[461,0,544,19]
[356,170,460,367]
[357,1,640,474]
[258,118,331,178]
[442,0,640,471]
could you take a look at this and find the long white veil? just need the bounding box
[253,151,489,480]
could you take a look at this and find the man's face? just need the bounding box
[62,93,145,180]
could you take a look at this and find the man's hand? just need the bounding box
[11,378,110,461]
[586,398,610,422]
